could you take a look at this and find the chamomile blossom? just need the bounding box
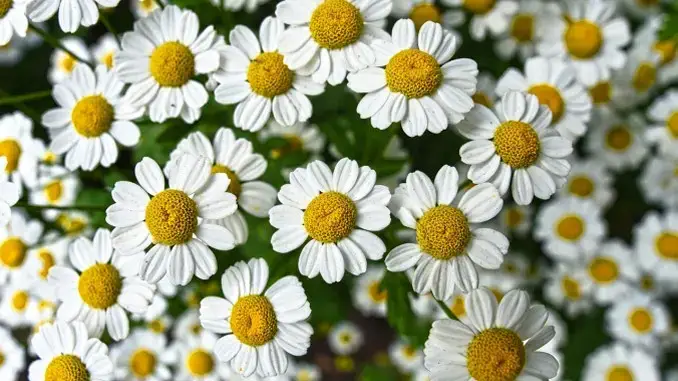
[0,111,40,189]
[111,328,172,381]
[586,110,648,171]
[170,330,229,381]
[259,120,325,176]
[457,91,573,205]
[269,158,391,283]
[496,57,592,141]
[543,262,592,317]
[131,0,164,18]
[22,236,69,300]
[441,0,518,41]
[493,0,559,61]
[166,128,277,246]
[352,265,387,317]
[115,5,221,123]
[639,154,678,208]
[386,165,507,297]
[0,327,23,381]
[348,19,478,136]
[582,343,660,381]
[199,258,313,377]
[0,211,44,284]
[389,339,423,374]
[633,16,678,85]
[49,229,155,340]
[497,203,532,237]
[424,287,559,381]
[328,321,363,356]
[647,89,678,158]
[391,0,443,31]
[558,158,614,208]
[0,158,19,227]
[0,0,29,45]
[28,320,114,381]
[27,0,121,33]
[537,0,630,86]
[91,34,119,70]
[0,275,38,327]
[583,240,639,304]
[106,155,238,286]
[633,210,678,284]
[275,0,392,86]
[47,37,91,84]
[29,166,79,220]
[471,72,497,109]
[606,293,670,351]
[174,309,204,339]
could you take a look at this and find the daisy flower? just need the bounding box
[607,50,661,110]
[146,312,173,335]
[199,258,313,377]
[27,0,120,33]
[22,236,69,300]
[106,155,238,285]
[0,158,19,227]
[493,0,560,61]
[0,0,29,45]
[389,339,423,374]
[537,0,630,86]
[441,0,518,41]
[259,120,325,165]
[647,89,678,158]
[347,19,478,136]
[582,343,660,381]
[269,158,391,283]
[557,157,614,209]
[111,328,172,381]
[0,111,41,189]
[174,309,204,339]
[29,165,79,220]
[586,79,615,110]
[497,203,532,237]
[275,0,392,86]
[633,16,678,85]
[583,240,639,304]
[170,330,229,381]
[47,37,91,84]
[0,211,43,284]
[115,5,221,123]
[91,34,119,70]
[391,0,443,31]
[585,109,648,171]
[457,91,573,205]
[28,320,114,381]
[0,275,39,328]
[496,56,592,141]
[386,165,507,297]
[543,262,592,317]
[424,287,559,381]
[352,265,387,317]
[639,154,678,209]
[534,197,606,262]
[48,228,155,340]
[0,327,24,381]
[328,321,363,356]
[131,0,163,18]
[633,210,678,284]
[471,72,497,109]
[606,292,670,351]
[292,363,321,381]
[166,128,277,246]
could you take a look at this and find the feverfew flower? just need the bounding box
[493,0,560,61]
[47,37,91,84]
[558,158,614,209]
[28,166,79,220]
[583,240,639,304]
[27,0,121,33]
[633,211,678,284]
[391,0,443,31]
[328,321,363,356]
[585,109,648,171]
[582,343,660,381]
[352,265,387,317]
[111,329,172,381]
[0,111,41,189]
[646,89,678,158]
[0,327,24,381]
[441,0,518,41]
[0,157,19,227]
[639,154,678,209]
[606,293,670,351]
[0,211,44,284]
[0,0,29,45]
[91,34,119,70]
[170,331,228,381]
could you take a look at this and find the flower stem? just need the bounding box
[0,90,52,106]
[436,299,457,320]
[15,202,107,212]
[28,23,90,64]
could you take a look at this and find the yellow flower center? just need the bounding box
[149,41,195,87]
[0,0,12,17]
[0,351,4,366]
[186,349,214,376]
[632,62,656,92]
[71,95,115,138]
[247,52,295,98]
[43,151,57,164]
[463,0,496,14]
[555,215,585,241]
[493,121,540,168]
[589,81,611,105]
[416,205,471,260]
[190,323,202,335]
[367,281,387,302]
[339,332,352,343]
[510,14,534,42]
[211,164,242,197]
[38,249,55,279]
[504,207,523,228]
[309,0,364,50]
[654,40,676,65]
[605,125,632,151]
[58,216,88,236]
[59,55,77,73]
[303,191,357,243]
[528,84,564,123]
[45,354,90,381]
[667,112,678,139]
[409,3,441,30]
[467,328,525,381]
[130,348,157,378]
[562,276,581,299]
[102,52,114,69]
[606,366,634,381]
[148,319,166,333]
[140,0,155,11]
[628,308,653,333]
[11,290,28,311]
[145,189,198,246]
[0,237,27,268]
[44,180,64,203]
[230,295,278,346]
[472,91,493,108]
[450,295,466,317]
[402,345,417,358]
[588,257,619,284]
[640,275,654,291]
[334,355,355,372]
[77,263,122,310]
[655,232,678,260]
[385,49,443,99]
[568,176,595,197]
[564,20,603,59]
[0,139,21,173]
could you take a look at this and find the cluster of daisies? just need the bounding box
[1,0,678,379]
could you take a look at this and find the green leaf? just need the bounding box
[359,364,400,381]
[381,272,431,348]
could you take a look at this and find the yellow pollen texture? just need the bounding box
[38,250,55,279]
[11,290,28,311]
[0,237,27,268]
[230,295,278,347]
[145,189,198,245]
[564,21,603,59]
[409,3,442,30]
[511,14,534,42]
[628,308,653,333]
[247,52,294,98]
[71,95,115,138]
[385,49,443,99]
[588,257,619,284]
[130,348,157,378]
[45,354,90,381]
[667,112,678,138]
[102,52,114,69]
[467,328,526,381]
[606,366,634,381]
[148,319,165,333]
[654,40,676,65]
[309,0,364,50]
[555,215,585,241]
[211,164,242,197]
[472,92,493,108]
[0,139,21,173]
[187,349,214,376]
[568,176,595,197]
[416,205,471,260]
[605,126,632,151]
[590,81,611,105]
[0,0,12,17]
[149,42,195,87]
[493,121,540,168]
[528,84,564,123]
[463,0,496,15]
[304,191,357,243]
[450,295,466,317]
[632,62,656,92]
[60,55,76,73]
[77,263,122,310]
[44,180,64,203]
[655,232,678,260]
[368,281,387,302]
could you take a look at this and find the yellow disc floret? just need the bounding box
[0,0,12,17]
[632,62,656,92]
[654,40,676,66]
[149,41,195,87]
[409,3,441,30]
[0,139,21,173]
[463,0,496,15]
[467,328,526,381]
[211,164,242,197]
[130,349,157,378]
[655,231,678,260]
[0,237,27,268]
[187,349,214,376]
[606,366,634,381]
[102,52,114,69]
[230,295,278,347]
[605,126,632,151]
[450,295,466,317]
[71,95,115,138]
[562,276,581,300]
[493,121,540,168]
[368,281,387,302]
[11,290,28,311]
[145,189,198,245]
[528,84,564,123]
[309,0,364,50]
[667,112,678,138]
[510,14,534,42]
[77,263,122,310]
[247,52,294,98]
[44,180,64,203]
[385,49,442,99]
[45,354,90,381]
[568,176,595,197]
[304,191,357,243]
[588,257,619,284]
[416,205,471,260]
[589,81,611,105]
[555,214,585,241]
[628,308,653,333]
[472,91,493,108]
[564,20,603,59]
[60,55,76,73]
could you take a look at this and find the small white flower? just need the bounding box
[0,275,39,328]
[557,157,614,208]
[131,0,164,18]
[47,37,91,84]
[0,158,19,227]
[472,72,498,108]
[170,330,230,381]
[173,309,204,339]
[22,235,69,300]
[583,240,639,304]
[328,321,363,356]
[543,262,592,318]
[0,0,29,46]
[442,0,518,41]
[389,339,423,374]
[111,328,172,381]
[0,211,43,285]
[632,16,678,86]
[352,265,387,317]
[29,166,79,220]
[639,154,678,209]
[585,109,648,171]
[0,111,41,190]
[633,210,678,285]
[90,34,119,70]
[606,292,670,351]
[497,203,533,237]
[647,89,678,159]
[493,0,560,61]
[259,120,325,168]
[27,0,121,33]
[0,326,24,381]
[582,343,660,381]
[391,0,444,32]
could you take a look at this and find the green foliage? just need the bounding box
[381,271,431,348]
[659,0,678,41]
